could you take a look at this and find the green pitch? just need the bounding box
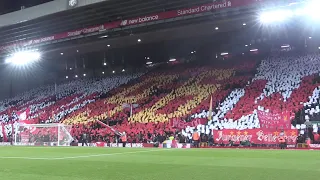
[0,147,319,180]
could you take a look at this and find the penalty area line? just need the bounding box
[0,149,169,160]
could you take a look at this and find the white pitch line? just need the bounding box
[0,149,168,160]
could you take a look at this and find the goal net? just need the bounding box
[14,123,73,146]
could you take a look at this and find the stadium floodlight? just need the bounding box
[242,23,246,26]
[66,76,68,79]
[169,58,176,62]
[102,71,105,74]
[5,51,41,66]
[259,9,293,24]
[112,70,115,73]
[83,73,86,77]
[250,49,258,52]
[107,44,111,47]
[304,0,320,20]
[221,52,228,56]
[75,75,78,78]
[138,39,141,42]
[215,27,219,30]
[294,8,306,16]
[146,61,152,65]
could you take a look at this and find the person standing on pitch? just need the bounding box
[279,136,286,149]
[121,132,127,147]
[81,132,89,146]
[192,130,200,148]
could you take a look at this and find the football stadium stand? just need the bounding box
[0,52,319,145]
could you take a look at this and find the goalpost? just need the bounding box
[14,123,74,146]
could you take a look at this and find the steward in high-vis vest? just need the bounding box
[121,132,127,148]
[192,131,200,148]
[279,137,286,149]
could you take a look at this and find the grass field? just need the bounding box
[0,147,319,180]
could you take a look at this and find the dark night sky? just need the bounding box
[0,0,53,15]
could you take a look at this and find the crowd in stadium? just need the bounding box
[0,52,320,146]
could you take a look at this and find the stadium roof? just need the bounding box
[0,0,301,57]
[0,0,215,45]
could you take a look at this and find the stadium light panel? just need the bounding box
[281,44,290,48]
[5,51,41,66]
[258,1,320,24]
[294,8,306,16]
[100,35,108,38]
[259,9,293,24]
[304,0,320,20]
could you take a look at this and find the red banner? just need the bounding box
[17,108,30,121]
[1,124,7,142]
[20,133,30,143]
[170,118,207,129]
[213,129,298,145]
[257,110,291,130]
[0,0,267,52]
